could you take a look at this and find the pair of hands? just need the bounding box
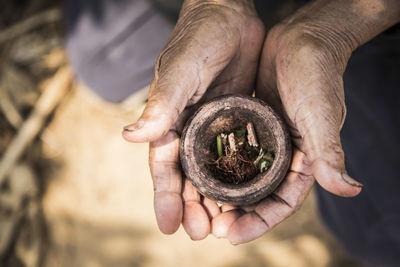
[123,0,399,244]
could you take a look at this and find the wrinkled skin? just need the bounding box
[123,0,400,244]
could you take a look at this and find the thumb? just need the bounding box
[291,88,362,197]
[122,41,233,143]
[122,74,192,143]
[304,118,363,197]
[122,6,241,143]
[122,36,207,142]
[277,56,362,197]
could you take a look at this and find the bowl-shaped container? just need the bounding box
[180,95,292,205]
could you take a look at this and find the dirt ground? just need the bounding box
[0,1,360,267]
[39,87,359,267]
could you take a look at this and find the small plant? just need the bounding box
[209,122,274,184]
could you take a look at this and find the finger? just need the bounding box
[227,212,268,245]
[182,180,210,240]
[275,44,362,197]
[221,203,257,213]
[202,197,221,219]
[221,204,237,212]
[273,149,314,209]
[149,131,183,234]
[227,171,314,244]
[227,151,314,244]
[240,203,258,212]
[254,172,313,228]
[212,209,243,238]
[312,159,362,197]
[122,77,191,143]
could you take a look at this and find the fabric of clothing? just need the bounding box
[316,30,400,267]
[65,0,174,102]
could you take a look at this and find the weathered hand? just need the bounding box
[211,0,400,244]
[123,0,400,243]
[211,22,360,245]
[123,0,265,239]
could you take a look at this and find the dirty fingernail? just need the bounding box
[123,120,144,132]
[341,173,363,187]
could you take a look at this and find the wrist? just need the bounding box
[273,0,400,72]
[286,0,400,49]
[182,0,257,16]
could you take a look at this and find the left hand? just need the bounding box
[123,0,266,240]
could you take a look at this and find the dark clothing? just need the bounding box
[316,30,400,267]
[65,0,174,102]
[65,1,400,265]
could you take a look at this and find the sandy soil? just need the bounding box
[38,85,358,267]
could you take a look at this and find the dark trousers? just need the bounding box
[316,30,400,266]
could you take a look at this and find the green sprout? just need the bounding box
[216,134,223,157]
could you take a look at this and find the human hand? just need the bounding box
[123,0,265,239]
[211,0,400,244]
[123,0,400,243]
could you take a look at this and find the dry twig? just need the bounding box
[0,66,72,184]
[0,86,23,128]
[0,9,61,44]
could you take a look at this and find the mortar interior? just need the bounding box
[194,107,277,189]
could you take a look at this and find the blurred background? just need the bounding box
[0,1,360,266]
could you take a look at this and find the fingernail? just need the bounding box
[341,173,363,187]
[123,120,144,132]
[230,241,239,246]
